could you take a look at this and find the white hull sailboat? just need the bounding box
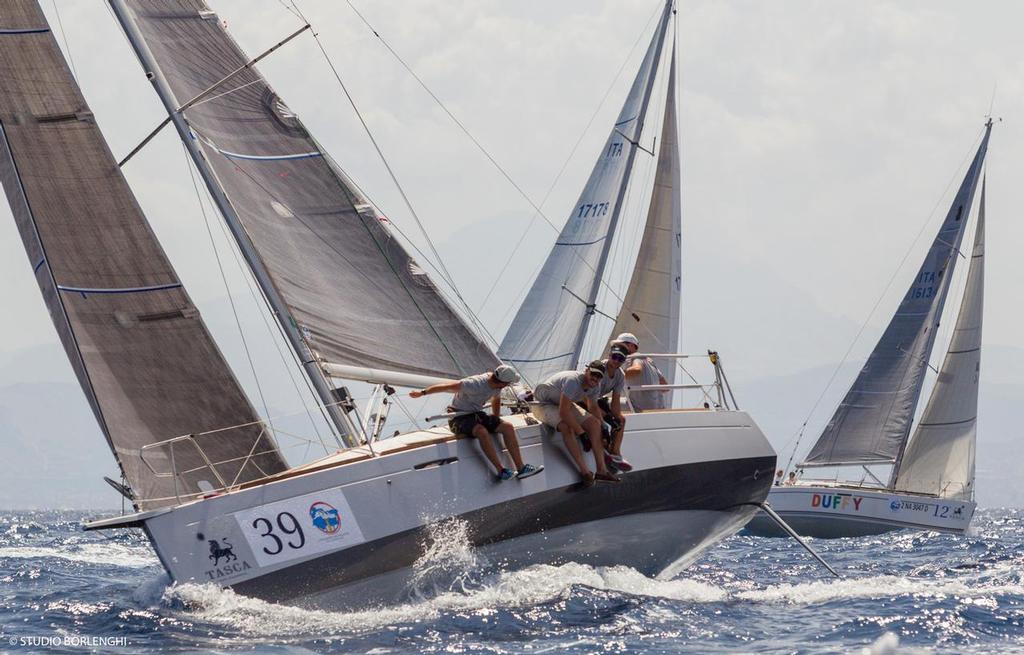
[749,123,991,538]
[1,0,775,608]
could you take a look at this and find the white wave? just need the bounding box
[162,561,727,638]
[737,572,1024,605]
[0,542,158,568]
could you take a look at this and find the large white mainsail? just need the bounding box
[0,0,288,509]
[801,125,990,468]
[609,46,682,381]
[893,178,986,500]
[499,2,674,385]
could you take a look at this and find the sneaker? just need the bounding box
[497,468,515,481]
[604,453,621,473]
[516,463,544,480]
[609,454,633,472]
[595,471,621,483]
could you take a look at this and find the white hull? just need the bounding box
[745,484,975,538]
[97,409,775,609]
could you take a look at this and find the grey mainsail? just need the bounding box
[894,178,986,500]
[801,125,990,468]
[114,0,498,381]
[498,2,673,385]
[0,1,287,510]
[609,45,682,384]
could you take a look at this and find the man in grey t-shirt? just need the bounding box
[532,361,619,487]
[411,365,543,481]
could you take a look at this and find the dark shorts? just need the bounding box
[449,411,504,436]
[575,398,623,433]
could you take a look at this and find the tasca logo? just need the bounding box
[810,493,862,511]
[199,534,253,581]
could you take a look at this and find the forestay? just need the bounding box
[894,178,986,500]
[499,3,673,385]
[118,0,498,379]
[609,46,682,382]
[801,125,990,468]
[0,1,287,510]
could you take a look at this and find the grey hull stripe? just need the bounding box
[232,455,776,603]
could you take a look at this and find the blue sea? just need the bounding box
[1,509,1022,654]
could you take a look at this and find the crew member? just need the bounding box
[597,345,632,472]
[411,365,543,481]
[532,361,620,487]
[614,332,670,411]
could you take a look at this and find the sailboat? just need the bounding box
[1,0,775,608]
[748,123,991,538]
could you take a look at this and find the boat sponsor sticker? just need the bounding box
[888,498,968,521]
[810,493,862,512]
[233,488,366,568]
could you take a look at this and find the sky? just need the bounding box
[1,0,1022,507]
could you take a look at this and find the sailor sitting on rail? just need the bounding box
[532,361,621,487]
[615,332,670,411]
[410,365,543,481]
[598,345,633,472]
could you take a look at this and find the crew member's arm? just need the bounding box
[409,380,461,398]
[559,393,585,434]
[624,360,643,380]
[584,395,604,422]
[490,394,502,418]
[610,391,625,423]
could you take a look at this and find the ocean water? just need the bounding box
[1,509,1022,654]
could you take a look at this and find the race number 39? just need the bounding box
[234,488,365,568]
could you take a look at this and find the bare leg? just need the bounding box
[472,424,504,473]
[558,421,591,475]
[583,416,609,474]
[497,422,525,470]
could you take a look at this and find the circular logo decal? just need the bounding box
[309,501,341,534]
[889,499,901,513]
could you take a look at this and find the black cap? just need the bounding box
[585,360,607,378]
[609,345,629,360]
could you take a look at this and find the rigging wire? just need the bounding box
[50,1,78,82]
[181,144,280,450]
[330,0,665,335]
[780,126,990,473]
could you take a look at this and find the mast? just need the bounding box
[570,0,675,366]
[108,0,361,447]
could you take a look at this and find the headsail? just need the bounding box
[0,1,287,510]
[113,0,498,382]
[801,125,990,468]
[498,2,674,385]
[609,45,682,381]
[894,177,986,500]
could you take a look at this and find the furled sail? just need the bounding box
[609,46,682,381]
[0,1,287,510]
[115,0,498,380]
[498,2,673,385]
[801,126,990,468]
[894,178,986,500]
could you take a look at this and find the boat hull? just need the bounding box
[745,485,975,538]
[138,409,775,608]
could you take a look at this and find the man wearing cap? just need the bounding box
[597,345,633,472]
[411,365,543,481]
[532,361,620,487]
[615,332,670,411]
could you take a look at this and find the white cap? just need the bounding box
[615,332,639,347]
[493,365,520,384]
